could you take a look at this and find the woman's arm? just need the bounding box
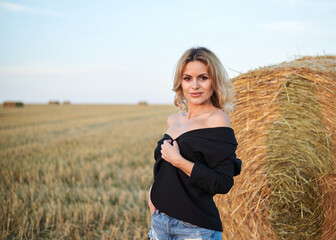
[160,139,194,176]
[187,155,236,194]
[160,139,236,194]
[160,110,238,195]
[161,110,231,178]
[148,186,156,214]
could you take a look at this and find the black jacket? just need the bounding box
[151,127,242,232]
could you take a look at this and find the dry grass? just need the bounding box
[0,104,176,240]
[216,55,336,240]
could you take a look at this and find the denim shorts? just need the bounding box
[148,209,222,240]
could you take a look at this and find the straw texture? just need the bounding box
[215,55,336,240]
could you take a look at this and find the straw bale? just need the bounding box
[215,55,336,240]
[3,101,24,107]
[138,101,148,106]
[48,101,60,105]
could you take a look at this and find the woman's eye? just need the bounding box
[183,77,191,81]
[201,76,208,81]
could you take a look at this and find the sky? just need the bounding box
[1,0,335,104]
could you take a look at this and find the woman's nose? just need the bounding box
[192,79,200,89]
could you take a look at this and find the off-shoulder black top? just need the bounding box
[150,127,242,232]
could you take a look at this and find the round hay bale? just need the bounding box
[138,101,148,106]
[48,100,60,105]
[215,55,336,240]
[3,101,24,107]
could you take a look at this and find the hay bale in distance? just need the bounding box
[138,101,148,106]
[3,101,24,107]
[215,55,336,240]
[48,101,60,105]
[62,101,71,105]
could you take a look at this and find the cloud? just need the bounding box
[261,21,307,34]
[0,1,64,17]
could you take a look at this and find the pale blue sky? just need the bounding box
[1,0,335,104]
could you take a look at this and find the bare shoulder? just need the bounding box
[167,113,182,128]
[206,109,231,128]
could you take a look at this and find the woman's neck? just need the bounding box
[185,103,218,119]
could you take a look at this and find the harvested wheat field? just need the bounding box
[0,104,176,239]
[216,55,336,240]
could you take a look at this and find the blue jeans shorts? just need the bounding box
[148,209,222,240]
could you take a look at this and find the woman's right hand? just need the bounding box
[148,186,157,215]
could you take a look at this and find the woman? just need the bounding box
[148,47,242,240]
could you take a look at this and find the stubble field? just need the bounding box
[0,104,176,240]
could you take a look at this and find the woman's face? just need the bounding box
[181,60,214,107]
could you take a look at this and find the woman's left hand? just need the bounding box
[161,140,182,167]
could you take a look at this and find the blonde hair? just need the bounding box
[173,47,235,113]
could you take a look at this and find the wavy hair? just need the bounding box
[173,47,235,113]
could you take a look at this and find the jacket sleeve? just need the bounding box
[188,153,237,195]
[186,140,240,195]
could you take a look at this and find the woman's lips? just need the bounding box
[190,92,203,97]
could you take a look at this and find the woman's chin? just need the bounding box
[187,98,211,106]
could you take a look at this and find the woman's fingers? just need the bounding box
[161,140,180,162]
[161,139,173,151]
[172,140,179,150]
[160,149,167,160]
[162,139,172,147]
